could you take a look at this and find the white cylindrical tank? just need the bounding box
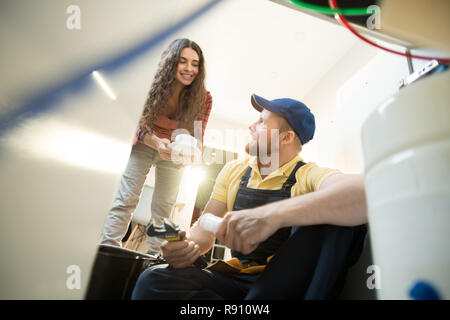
[361,70,450,299]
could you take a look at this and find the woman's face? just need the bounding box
[174,47,200,86]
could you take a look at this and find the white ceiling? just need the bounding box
[172,0,359,126]
[1,0,359,132]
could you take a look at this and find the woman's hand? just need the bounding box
[141,132,158,150]
[141,133,173,161]
[160,231,201,268]
[156,138,172,161]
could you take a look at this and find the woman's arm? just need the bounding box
[141,132,162,150]
[141,132,172,161]
[195,91,213,147]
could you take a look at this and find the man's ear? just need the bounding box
[280,130,296,145]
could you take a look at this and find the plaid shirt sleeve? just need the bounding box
[133,123,151,146]
[196,90,213,144]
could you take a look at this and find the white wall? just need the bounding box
[0,0,213,299]
[302,42,411,173]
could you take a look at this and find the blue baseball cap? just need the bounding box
[251,94,315,145]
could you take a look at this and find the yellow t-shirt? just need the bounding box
[210,155,341,211]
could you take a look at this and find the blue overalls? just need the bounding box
[230,161,305,265]
[132,162,367,300]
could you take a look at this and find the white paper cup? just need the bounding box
[174,134,197,147]
[199,213,223,233]
[169,134,201,165]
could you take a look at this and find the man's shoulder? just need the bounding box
[212,157,251,199]
[216,157,254,182]
[296,161,340,175]
[294,161,342,191]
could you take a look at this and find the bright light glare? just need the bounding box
[8,119,130,174]
[193,167,205,182]
[187,167,205,182]
[172,166,205,231]
[92,70,117,100]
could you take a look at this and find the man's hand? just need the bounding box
[215,207,281,255]
[160,231,201,268]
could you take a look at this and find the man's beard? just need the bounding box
[244,141,270,156]
[244,140,277,159]
[244,130,281,175]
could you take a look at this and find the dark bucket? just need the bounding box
[85,244,158,299]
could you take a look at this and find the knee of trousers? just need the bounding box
[290,224,356,246]
[131,267,199,300]
[151,200,177,219]
[113,187,141,208]
[290,224,366,268]
[132,268,171,299]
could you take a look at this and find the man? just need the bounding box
[132,94,368,300]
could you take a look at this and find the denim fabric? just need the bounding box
[131,225,367,300]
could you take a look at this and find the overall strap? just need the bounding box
[239,166,253,187]
[282,161,306,191]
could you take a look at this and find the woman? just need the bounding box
[100,38,213,255]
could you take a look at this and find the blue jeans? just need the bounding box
[131,224,367,300]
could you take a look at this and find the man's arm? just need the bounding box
[160,199,227,268]
[188,199,227,255]
[275,173,368,228]
[215,173,368,255]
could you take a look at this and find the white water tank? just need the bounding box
[361,70,450,299]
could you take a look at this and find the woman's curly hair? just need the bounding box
[139,38,206,135]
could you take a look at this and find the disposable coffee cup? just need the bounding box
[199,213,223,233]
[170,134,201,165]
[174,134,197,147]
